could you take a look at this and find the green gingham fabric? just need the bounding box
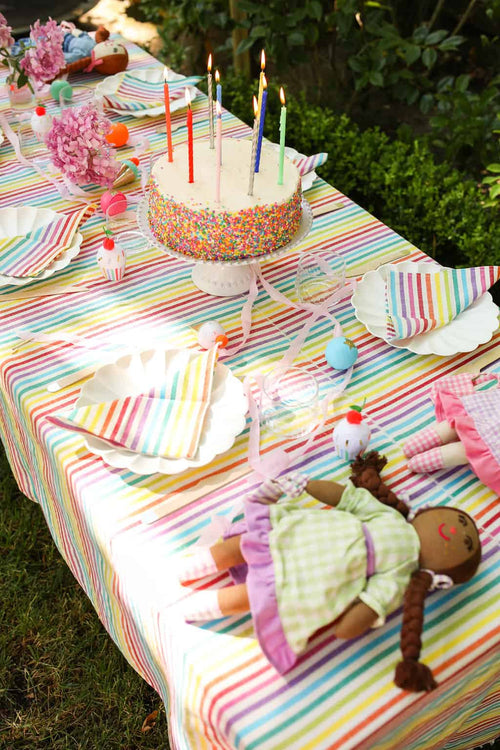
[269,481,420,654]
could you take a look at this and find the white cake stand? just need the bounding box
[135,198,313,297]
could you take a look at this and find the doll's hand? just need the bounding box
[333,601,378,639]
[394,659,437,692]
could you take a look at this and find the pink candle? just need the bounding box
[163,67,173,162]
[215,100,222,202]
[186,88,194,183]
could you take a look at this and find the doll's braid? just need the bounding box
[394,570,437,692]
[350,451,410,518]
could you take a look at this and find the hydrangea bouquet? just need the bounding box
[0,14,65,92]
[45,104,120,187]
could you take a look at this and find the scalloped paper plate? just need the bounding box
[0,207,83,288]
[95,67,198,118]
[76,348,248,475]
[352,261,499,356]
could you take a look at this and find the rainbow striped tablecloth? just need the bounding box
[1,38,499,750]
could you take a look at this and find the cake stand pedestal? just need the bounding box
[136,199,313,297]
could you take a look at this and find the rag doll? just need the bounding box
[404,373,500,495]
[56,25,128,78]
[178,451,481,692]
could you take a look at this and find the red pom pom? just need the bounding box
[346,410,363,425]
[103,237,115,251]
[35,106,46,116]
[129,157,140,166]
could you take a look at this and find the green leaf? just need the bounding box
[422,47,437,69]
[412,25,429,44]
[420,93,434,114]
[348,56,365,73]
[482,175,500,184]
[236,37,255,54]
[249,25,267,39]
[489,183,500,198]
[287,31,305,46]
[486,163,500,172]
[308,0,323,20]
[403,43,421,65]
[438,35,465,51]
[369,71,384,86]
[425,29,448,45]
[455,74,470,92]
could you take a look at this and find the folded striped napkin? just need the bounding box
[0,205,95,278]
[47,348,218,460]
[293,152,328,176]
[385,265,500,340]
[102,72,202,112]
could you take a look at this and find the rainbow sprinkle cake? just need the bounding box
[148,139,302,262]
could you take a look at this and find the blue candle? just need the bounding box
[215,69,222,108]
[254,77,267,173]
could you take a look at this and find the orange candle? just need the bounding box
[186,88,194,183]
[163,67,173,162]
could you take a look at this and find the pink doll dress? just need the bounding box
[431,374,500,494]
[225,481,420,674]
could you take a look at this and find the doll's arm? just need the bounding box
[333,601,378,638]
[305,479,345,507]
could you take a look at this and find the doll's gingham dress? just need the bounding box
[431,373,500,494]
[226,481,420,674]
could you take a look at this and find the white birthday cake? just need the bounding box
[148,138,302,261]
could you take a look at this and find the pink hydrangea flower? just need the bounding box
[45,104,120,186]
[21,18,65,84]
[0,12,15,50]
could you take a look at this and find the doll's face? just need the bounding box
[411,507,480,575]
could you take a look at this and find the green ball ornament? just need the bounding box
[325,336,358,371]
[50,79,73,102]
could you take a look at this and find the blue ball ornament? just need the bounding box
[325,336,358,371]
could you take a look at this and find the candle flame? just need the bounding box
[263,74,267,90]
[253,95,258,117]
[279,86,286,106]
[215,69,220,84]
[207,53,212,72]
[163,66,169,82]
[216,100,222,117]
[260,49,265,70]
[185,87,191,106]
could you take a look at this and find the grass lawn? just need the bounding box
[0,444,167,749]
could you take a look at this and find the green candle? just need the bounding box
[278,87,286,185]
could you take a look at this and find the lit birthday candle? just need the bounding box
[278,86,287,185]
[186,88,194,183]
[215,100,222,203]
[254,74,267,173]
[248,96,259,196]
[163,67,173,162]
[256,50,266,117]
[207,54,214,149]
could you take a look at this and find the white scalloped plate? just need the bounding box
[76,348,248,475]
[95,67,198,118]
[0,207,83,288]
[352,261,499,356]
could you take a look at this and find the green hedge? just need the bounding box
[220,75,500,268]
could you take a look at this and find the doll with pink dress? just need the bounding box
[403,373,500,494]
[178,452,481,692]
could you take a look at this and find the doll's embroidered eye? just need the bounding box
[464,535,473,551]
[458,514,468,526]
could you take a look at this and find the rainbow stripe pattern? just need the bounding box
[293,151,328,176]
[0,204,94,277]
[102,71,202,111]
[386,265,500,340]
[47,347,218,459]
[0,36,499,750]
